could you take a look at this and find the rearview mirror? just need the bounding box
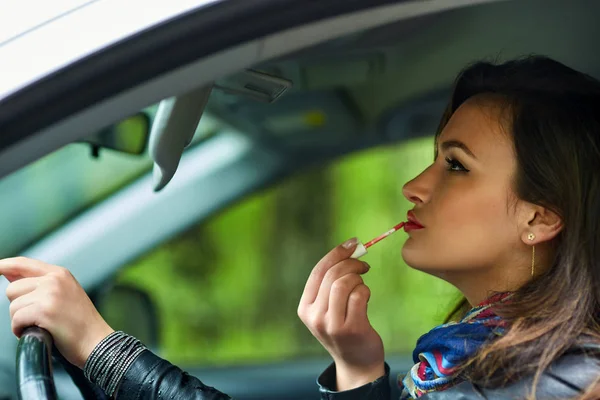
[84,113,150,156]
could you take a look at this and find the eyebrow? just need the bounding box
[439,140,478,160]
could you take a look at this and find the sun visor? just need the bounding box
[382,93,448,140]
[149,85,213,192]
[214,69,292,103]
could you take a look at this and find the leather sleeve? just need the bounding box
[317,362,391,400]
[115,350,232,400]
[419,382,486,399]
[421,346,600,399]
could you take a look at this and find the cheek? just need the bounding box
[438,188,506,229]
[432,178,508,228]
[402,182,512,270]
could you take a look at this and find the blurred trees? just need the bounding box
[116,137,458,366]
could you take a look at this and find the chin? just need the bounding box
[401,243,426,271]
[401,243,444,275]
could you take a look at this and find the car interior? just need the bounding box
[1,0,600,399]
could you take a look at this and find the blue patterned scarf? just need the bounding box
[399,293,513,398]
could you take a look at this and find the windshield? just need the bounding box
[0,106,220,258]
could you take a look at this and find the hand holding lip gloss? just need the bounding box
[350,221,406,259]
[298,219,414,391]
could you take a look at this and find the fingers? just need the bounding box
[328,274,364,327]
[313,259,369,314]
[11,303,40,338]
[345,284,371,327]
[299,239,361,306]
[5,277,39,301]
[0,257,53,282]
[9,292,37,319]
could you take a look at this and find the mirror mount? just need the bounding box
[90,144,101,159]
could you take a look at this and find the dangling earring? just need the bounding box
[527,233,535,277]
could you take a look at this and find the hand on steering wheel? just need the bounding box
[0,257,114,368]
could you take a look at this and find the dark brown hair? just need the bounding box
[437,56,600,397]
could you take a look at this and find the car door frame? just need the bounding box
[0,0,501,179]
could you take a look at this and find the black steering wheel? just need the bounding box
[16,327,108,400]
[16,327,57,400]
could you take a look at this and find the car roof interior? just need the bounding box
[206,0,600,156]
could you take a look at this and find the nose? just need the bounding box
[402,166,433,205]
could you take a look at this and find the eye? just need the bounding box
[445,157,470,172]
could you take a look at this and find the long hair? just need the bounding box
[437,56,600,397]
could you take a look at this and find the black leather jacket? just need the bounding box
[114,344,600,399]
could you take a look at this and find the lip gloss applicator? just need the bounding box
[350,221,406,259]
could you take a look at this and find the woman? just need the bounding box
[2,56,600,399]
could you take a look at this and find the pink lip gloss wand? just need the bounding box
[350,221,406,259]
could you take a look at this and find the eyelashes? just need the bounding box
[444,157,470,172]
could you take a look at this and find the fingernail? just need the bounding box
[342,238,358,249]
[363,262,371,270]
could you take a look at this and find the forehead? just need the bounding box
[438,97,515,161]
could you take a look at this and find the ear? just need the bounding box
[520,205,563,245]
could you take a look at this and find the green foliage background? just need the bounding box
[114,137,459,367]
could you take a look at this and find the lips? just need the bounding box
[406,211,424,228]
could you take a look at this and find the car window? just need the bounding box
[0,105,220,259]
[102,136,459,367]
[0,144,152,259]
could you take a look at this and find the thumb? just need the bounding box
[322,238,364,265]
[348,239,368,259]
[331,237,368,261]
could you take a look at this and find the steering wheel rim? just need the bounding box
[16,327,58,400]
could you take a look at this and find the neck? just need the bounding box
[437,264,527,306]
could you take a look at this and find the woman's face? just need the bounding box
[402,97,524,285]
